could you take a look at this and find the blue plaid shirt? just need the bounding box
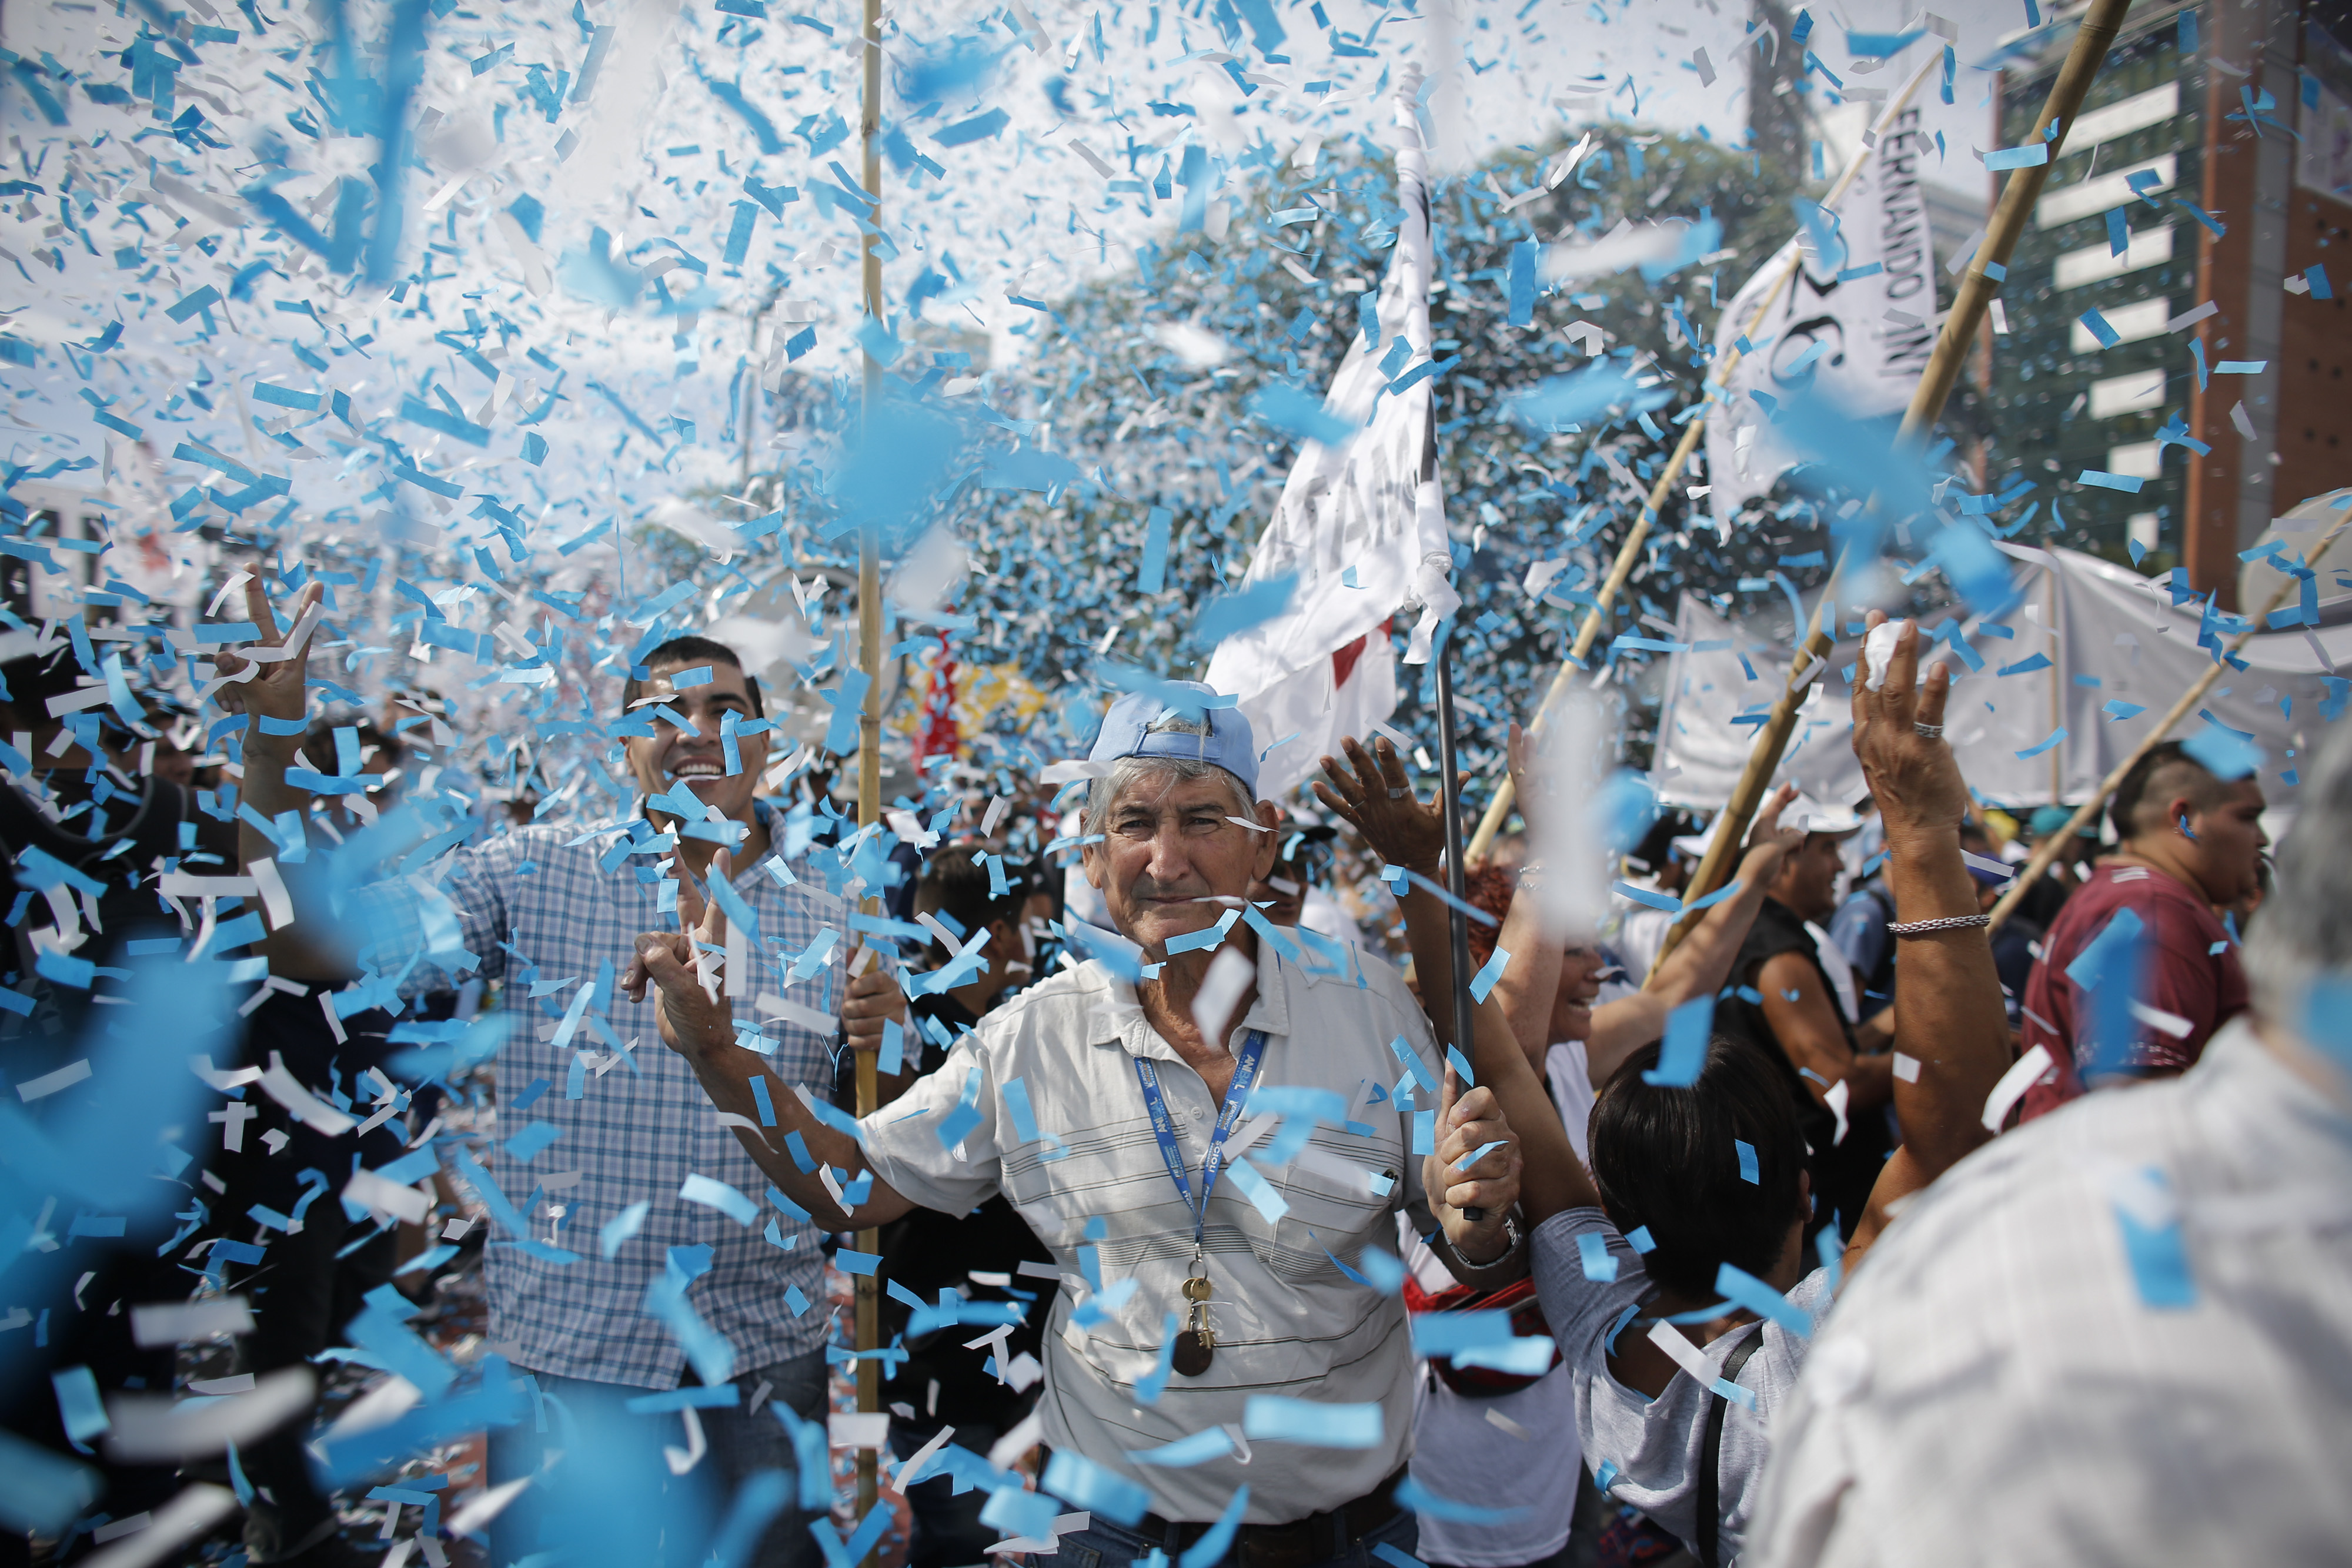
[368,805,838,1388]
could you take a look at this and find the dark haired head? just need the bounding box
[2108,740,2221,842]
[915,845,1028,962]
[1626,807,1701,874]
[621,635,763,719]
[1588,1036,1809,1298]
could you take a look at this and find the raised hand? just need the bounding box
[1313,735,1446,877]
[212,577,322,748]
[624,849,736,1055]
[1741,782,1806,868]
[1850,613,1970,837]
[1423,1064,1521,1263]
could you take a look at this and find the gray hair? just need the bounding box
[1082,755,1255,836]
[2243,718,2352,1023]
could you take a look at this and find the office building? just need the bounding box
[1980,0,2352,606]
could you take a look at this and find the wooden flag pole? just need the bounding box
[1987,509,2352,931]
[1464,54,1939,867]
[1643,0,2137,982]
[855,0,884,1544]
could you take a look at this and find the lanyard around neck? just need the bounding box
[1132,1028,1269,1249]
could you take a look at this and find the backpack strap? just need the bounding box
[1695,1322,1768,1568]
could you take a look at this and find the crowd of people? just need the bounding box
[3,591,2346,1568]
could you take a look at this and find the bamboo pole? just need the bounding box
[855,0,884,1545]
[1464,54,1939,865]
[1645,0,2138,982]
[1988,510,2352,931]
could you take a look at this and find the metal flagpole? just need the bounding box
[1431,628,1484,1223]
[1644,0,2137,982]
[855,0,885,1544]
[1462,53,1939,867]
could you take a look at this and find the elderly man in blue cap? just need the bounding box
[630,684,1526,1568]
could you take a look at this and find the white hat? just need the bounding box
[1785,794,1867,835]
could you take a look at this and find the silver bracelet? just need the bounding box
[1887,912,1992,937]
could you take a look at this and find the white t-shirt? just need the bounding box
[1403,1042,1598,1566]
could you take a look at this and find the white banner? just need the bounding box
[1706,108,1939,527]
[1651,541,2346,817]
[1204,68,1455,803]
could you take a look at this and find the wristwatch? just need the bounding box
[1464,1212,1524,1268]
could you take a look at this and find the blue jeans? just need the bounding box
[1056,1500,1417,1568]
[487,1351,827,1568]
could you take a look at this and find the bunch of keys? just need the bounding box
[1173,1272,1216,1376]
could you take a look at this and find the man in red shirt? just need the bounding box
[2018,740,2267,1121]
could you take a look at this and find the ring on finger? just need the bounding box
[1387,786,1409,799]
[1913,721,1945,739]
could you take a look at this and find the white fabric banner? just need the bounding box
[1204,68,1455,803]
[1651,543,2343,818]
[1705,107,1940,527]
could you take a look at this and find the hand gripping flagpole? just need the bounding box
[1464,51,1940,867]
[1645,0,2139,982]
[856,0,885,1544]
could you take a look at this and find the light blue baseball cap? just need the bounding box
[1087,682,1260,799]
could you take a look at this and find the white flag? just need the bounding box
[1204,67,1456,803]
[1705,109,1939,529]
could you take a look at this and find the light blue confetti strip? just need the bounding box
[600,1200,651,1259]
[681,1173,760,1226]
[1411,1108,1436,1155]
[878,1017,904,1077]
[1576,1231,1619,1282]
[936,1068,984,1151]
[1139,506,1173,594]
[1735,1139,1760,1185]
[1411,1309,1515,1357]
[1041,1450,1154,1526]
[1713,1261,1813,1338]
[1242,1396,1384,1449]
[749,1075,777,1127]
[1003,1076,1044,1145]
[50,1367,109,1444]
[1452,1138,1506,1173]
[1815,1226,1845,1292]
[834,1248,883,1275]
[1388,1035,1440,1095]
[1466,945,1511,1004]
[1625,1225,1657,1254]
[1643,994,1714,1086]
[2016,726,2069,759]
[784,1283,811,1316]
[1444,1044,1477,1088]
[1395,1476,1531,1524]
[1134,1310,1182,1405]
[2114,1177,2197,1309]
[1224,1155,1291,1222]
[1177,1486,1251,1568]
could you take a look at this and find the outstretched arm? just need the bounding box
[211,578,348,982]
[1841,615,2013,1273]
[1583,788,1803,1085]
[624,856,917,1231]
[1315,736,1601,1226]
